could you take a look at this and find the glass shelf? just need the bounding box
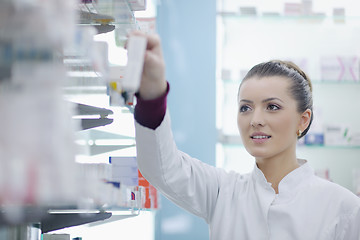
[0,204,142,231]
[217,11,360,81]
[217,12,360,21]
[298,144,360,150]
[78,1,137,26]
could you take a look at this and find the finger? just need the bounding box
[144,51,157,66]
[145,34,161,51]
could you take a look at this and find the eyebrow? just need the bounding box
[239,97,284,103]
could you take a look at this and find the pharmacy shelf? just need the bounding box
[76,103,113,118]
[0,205,143,233]
[43,206,141,232]
[217,12,356,21]
[73,103,114,130]
[77,11,117,34]
[0,206,111,232]
[77,2,137,26]
[79,10,115,25]
[94,24,116,35]
[42,211,112,233]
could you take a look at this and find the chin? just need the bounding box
[244,145,272,159]
[249,151,271,159]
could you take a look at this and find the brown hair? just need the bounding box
[239,60,313,139]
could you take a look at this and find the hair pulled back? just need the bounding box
[239,60,313,139]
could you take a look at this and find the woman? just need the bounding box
[132,32,360,239]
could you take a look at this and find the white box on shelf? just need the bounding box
[128,0,146,11]
[302,0,313,15]
[239,7,257,16]
[320,56,359,82]
[109,156,137,166]
[43,234,70,240]
[324,124,349,146]
[116,177,139,186]
[112,165,138,177]
[349,132,360,146]
[333,8,345,17]
[284,3,302,16]
[137,17,157,34]
[110,156,139,186]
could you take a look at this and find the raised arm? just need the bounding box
[132,32,221,222]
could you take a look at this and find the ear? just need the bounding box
[298,109,312,132]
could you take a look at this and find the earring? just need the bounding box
[297,129,302,137]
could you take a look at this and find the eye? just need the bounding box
[239,105,251,113]
[267,104,281,111]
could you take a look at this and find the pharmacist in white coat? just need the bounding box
[131,32,360,240]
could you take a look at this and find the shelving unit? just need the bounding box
[0,0,153,239]
[216,0,360,193]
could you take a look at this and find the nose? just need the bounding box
[250,109,265,127]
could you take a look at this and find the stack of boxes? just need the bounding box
[110,156,158,209]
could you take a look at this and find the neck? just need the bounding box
[256,146,299,194]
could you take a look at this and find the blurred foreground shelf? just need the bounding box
[0,206,142,235]
[0,206,112,232]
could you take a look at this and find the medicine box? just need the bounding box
[109,156,158,209]
[321,56,359,82]
[110,156,139,186]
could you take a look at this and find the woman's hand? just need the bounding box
[128,31,167,100]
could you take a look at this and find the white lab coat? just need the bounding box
[135,110,360,240]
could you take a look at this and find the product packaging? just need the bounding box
[110,156,139,186]
[128,0,147,11]
[333,8,345,23]
[43,234,71,240]
[320,56,359,82]
[239,7,257,16]
[109,156,158,209]
[302,0,313,15]
[136,17,157,34]
[324,124,349,146]
[0,0,81,222]
[284,3,302,16]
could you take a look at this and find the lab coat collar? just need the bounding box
[252,159,314,196]
[278,159,314,194]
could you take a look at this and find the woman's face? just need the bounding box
[237,76,305,160]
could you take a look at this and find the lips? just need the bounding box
[251,135,271,139]
[250,132,271,139]
[250,132,271,143]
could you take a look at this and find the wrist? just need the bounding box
[138,79,167,100]
[135,81,170,130]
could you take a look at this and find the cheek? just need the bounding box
[237,114,248,135]
[271,113,298,136]
[237,113,242,128]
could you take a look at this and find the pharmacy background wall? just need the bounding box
[155,1,360,239]
[156,0,217,239]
